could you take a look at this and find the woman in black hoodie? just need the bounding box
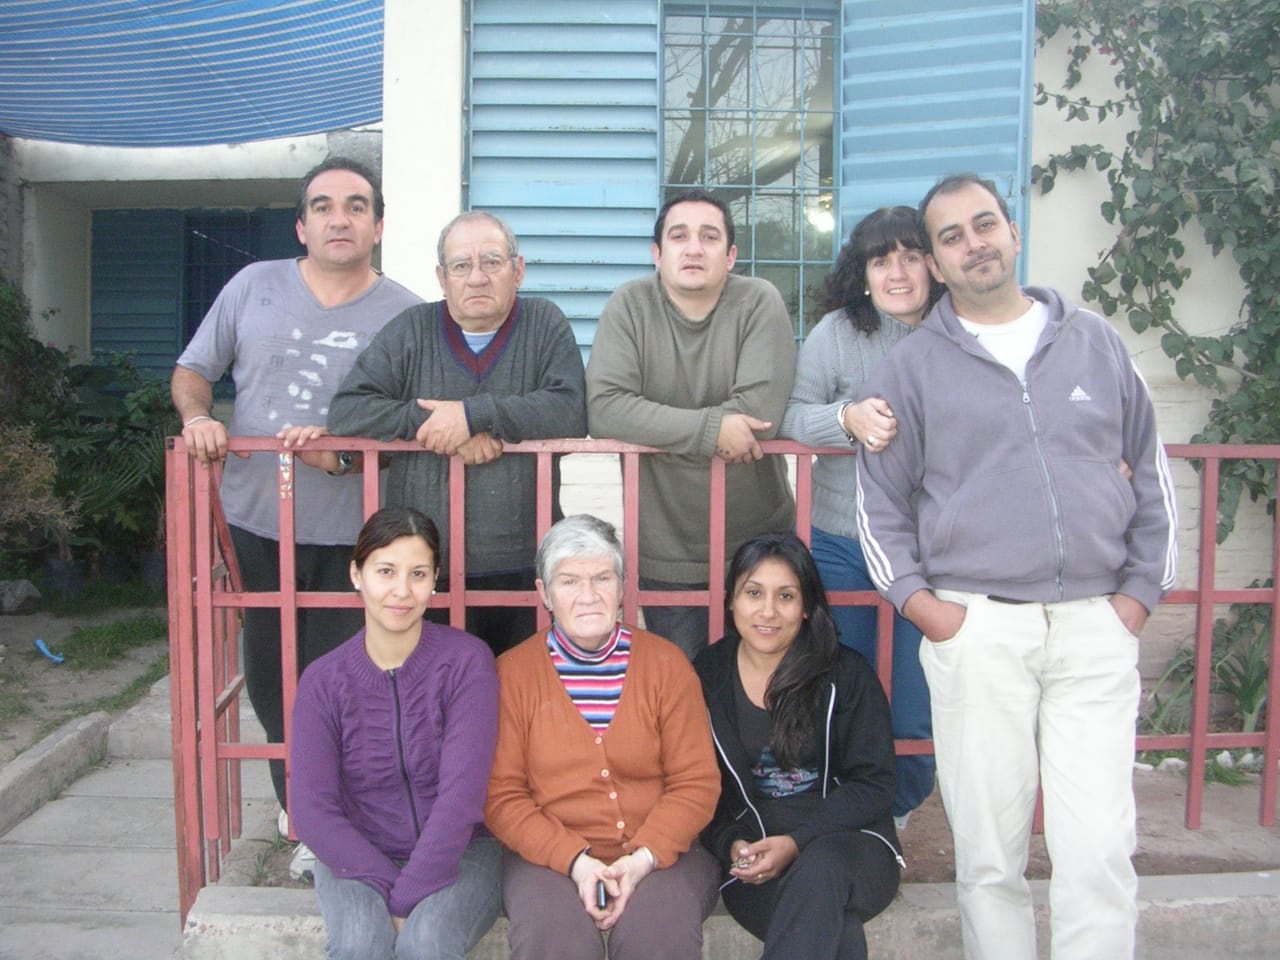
[693,532,903,960]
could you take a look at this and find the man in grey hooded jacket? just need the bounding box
[856,173,1177,960]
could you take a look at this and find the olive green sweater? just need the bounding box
[586,273,796,582]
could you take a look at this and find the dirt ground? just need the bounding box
[898,770,1280,882]
[0,608,168,765]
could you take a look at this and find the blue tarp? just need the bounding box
[0,0,384,146]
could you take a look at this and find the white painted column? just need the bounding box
[380,0,464,299]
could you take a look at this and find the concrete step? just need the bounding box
[181,871,1280,960]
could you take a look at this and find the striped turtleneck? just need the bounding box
[546,622,631,729]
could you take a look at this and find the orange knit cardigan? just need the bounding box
[485,627,719,872]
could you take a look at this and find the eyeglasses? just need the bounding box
[443,254,510,278]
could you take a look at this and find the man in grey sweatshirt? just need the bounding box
[856,174,1177,960]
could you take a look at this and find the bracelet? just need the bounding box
[184,415,215,428]
[635,846,657,870]
[836,401,858,446]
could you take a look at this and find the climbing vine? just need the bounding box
[1032,0,1280,541]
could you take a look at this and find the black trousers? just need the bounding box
[426,568,537,659]
[229,526,362,809]
[721,830,901,960]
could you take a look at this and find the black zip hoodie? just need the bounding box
[692,637,902,868]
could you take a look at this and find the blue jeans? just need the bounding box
[313,836,501,960]
[810,526,935,816]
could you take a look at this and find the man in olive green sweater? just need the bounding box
[586,189,796,658]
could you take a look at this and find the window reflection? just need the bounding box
[663,2,838,338]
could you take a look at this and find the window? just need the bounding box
[182,208,300,396]
[663,2,839,336]
[182,209,299,346]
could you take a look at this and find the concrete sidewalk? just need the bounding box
[2,673,1279,959]
[0,677,182,959]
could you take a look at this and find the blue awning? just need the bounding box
[0,0,384,147]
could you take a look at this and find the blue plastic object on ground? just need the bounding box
[34,638,65,664]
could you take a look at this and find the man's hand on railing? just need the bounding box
[457,432,504,465]
[276,425,348,473]
[715,413,771,464]
[416,398,472,454]
[182,415,232,464]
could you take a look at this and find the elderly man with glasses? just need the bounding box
[327,211,587,655]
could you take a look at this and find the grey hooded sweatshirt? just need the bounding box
[855,286,1177,615]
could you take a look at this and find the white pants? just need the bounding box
[920,592,1141,960]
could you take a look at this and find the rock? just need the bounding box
[0,580,41,615]
[1133,760,1155,772]
[1214,750,1235,769]
[1157,756,1188,775]
[1238,752,1261,772]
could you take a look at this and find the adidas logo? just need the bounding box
[1068,385,1092,402]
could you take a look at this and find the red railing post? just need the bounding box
[1261,492,1280,827]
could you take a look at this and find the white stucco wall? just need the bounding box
[1027,33,1244,443]
[380,0,463,301]
[22,188,88,352]
[15,136,330,192]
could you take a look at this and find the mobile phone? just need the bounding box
[595,879,608,909]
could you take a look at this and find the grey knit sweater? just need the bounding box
[328,296,586,576]
[777,309,913,540]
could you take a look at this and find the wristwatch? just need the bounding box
[326,451,355,477]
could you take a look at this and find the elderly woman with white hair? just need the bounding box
[484,513,721,960]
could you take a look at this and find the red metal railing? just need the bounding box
[166,438,1280,921]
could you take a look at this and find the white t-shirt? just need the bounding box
[957,299,1048,383]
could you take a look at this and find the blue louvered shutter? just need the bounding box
[91,209,184,377]
[468,0,662,352]
[839,0,1034,259]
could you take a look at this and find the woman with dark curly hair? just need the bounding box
[694,532,902,960]
[778,206,940,827]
